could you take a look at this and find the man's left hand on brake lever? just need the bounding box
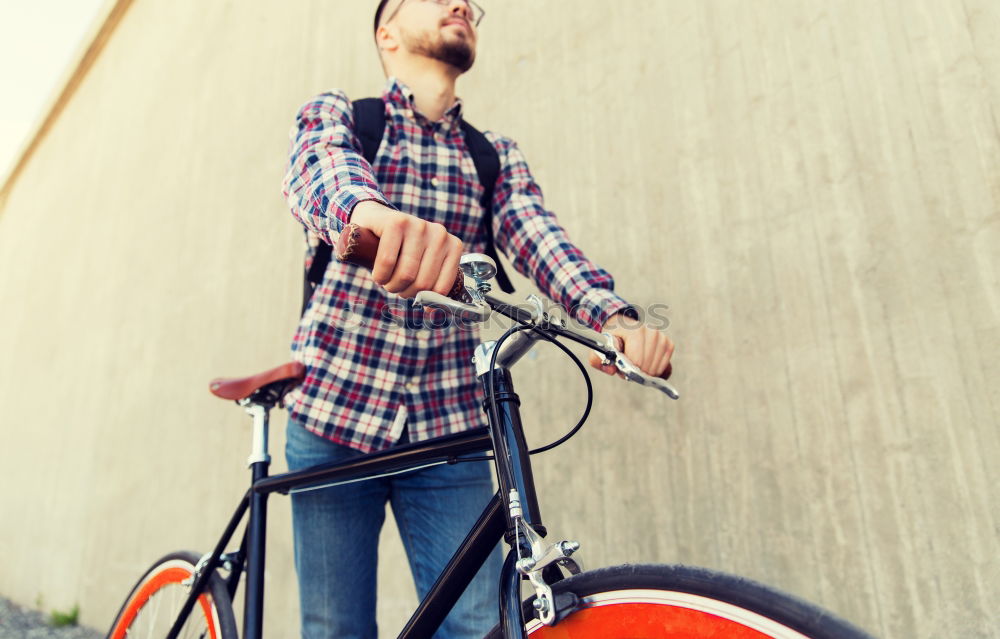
[588,312,674,380]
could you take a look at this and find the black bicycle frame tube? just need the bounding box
[225,527,248,600]
[397,492,505,638]
[480,364,543,638]
[253,427,492,496]
[166,491,250,639]
[243,460,270,639]
[481,367,544,542]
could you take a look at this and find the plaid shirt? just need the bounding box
[282,77,634,453]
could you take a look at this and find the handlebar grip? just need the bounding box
[334,223,467,301]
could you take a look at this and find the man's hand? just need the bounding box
[350,201,465,298]
[589,312,674,379]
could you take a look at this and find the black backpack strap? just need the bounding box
[302,98,387,315]
[459,119,514,294]
[352,97,388,164]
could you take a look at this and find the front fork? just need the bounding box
[477,343,583,637]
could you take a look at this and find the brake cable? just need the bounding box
[454,313,595,462]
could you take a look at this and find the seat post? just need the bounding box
[243,402,271,467]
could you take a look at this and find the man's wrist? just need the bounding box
[603,307,642,331]
[333,186,391,229]
[615,307,640,321]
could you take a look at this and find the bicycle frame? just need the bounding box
[166,356,541,639]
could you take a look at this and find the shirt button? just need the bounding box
[417,329,432,339]
[405,381,418,391]
[430,177,440,188]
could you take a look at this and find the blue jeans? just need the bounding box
[285,421,502,639]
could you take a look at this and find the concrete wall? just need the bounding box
[1,0,998,636]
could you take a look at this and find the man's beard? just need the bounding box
[405,31,475,72]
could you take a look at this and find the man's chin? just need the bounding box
[407,33,476,73]
[438,43,475,73]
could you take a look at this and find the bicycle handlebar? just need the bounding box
[335,222,679,400]
[481,293,680,400]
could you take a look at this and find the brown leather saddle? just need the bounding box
[209,362,306,405]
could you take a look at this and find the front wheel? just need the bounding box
[106,550,238,639]
[488,564,874,639]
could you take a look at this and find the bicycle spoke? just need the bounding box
[146,589,161,639]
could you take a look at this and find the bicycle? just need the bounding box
[105,225,874,638]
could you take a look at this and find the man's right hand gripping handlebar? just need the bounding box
[340,202,678,399]
[347,202,468,300]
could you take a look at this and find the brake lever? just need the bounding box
[414,290,491,323]
[594,335,680,400]
[613,352,680,400]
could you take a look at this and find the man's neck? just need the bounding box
[390,59,460,122]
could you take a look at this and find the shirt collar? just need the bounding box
[382,76,464,131]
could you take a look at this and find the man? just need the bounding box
[281,1,675,637]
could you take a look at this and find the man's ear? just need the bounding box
[375,24,400,55]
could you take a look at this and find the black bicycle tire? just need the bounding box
[105,550,238,639]
[485,563,874,639]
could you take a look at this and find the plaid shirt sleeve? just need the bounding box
[281,91,393,245]
[488,134,638,331]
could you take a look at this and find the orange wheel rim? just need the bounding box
[109,565,218,639]
[529,602,772,638]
